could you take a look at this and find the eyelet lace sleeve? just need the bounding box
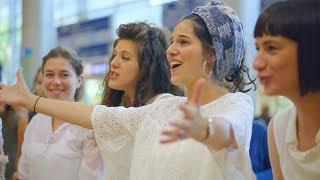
[91,105,152,151]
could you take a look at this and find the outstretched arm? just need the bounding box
[0,68,93,129]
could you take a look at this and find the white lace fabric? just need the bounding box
[91,93,254,180]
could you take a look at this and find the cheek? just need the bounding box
[41,79,51,89]
[269,56,295,76]
[127,67,140,83]
[66,79,79,90]
[181,47,204,65]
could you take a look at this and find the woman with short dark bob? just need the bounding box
[253,1,320,179]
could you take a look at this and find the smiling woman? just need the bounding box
[17,47,104,180]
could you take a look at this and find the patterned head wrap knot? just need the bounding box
[192,0,245,80]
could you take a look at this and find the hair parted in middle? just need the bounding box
[101,22,184,107]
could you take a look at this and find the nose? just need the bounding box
[110,55,120,68]
[166,43,178,60]
[253,52,267,72]
[52,75,62,85]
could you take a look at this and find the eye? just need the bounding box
[266,45,278,54]
[63,73,70,77]
[179,39,189,45]
[45,73,53,78]
[121,56,129,61]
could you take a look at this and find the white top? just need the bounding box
[273,106,320,180]
[91,92,255,180]
[18,114,104,180]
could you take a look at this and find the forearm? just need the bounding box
[25,94,94,129]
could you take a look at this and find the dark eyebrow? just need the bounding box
[121,50,131,55]
[114,49,131,56]
[171,34,191,42]
[177,34,191,39]
[263,40,274,46]
[44,69,71,73]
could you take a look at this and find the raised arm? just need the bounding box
[0,68,93,129]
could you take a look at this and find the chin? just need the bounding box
[108,83,124,91]
[108,82,118,89]
[260,85,280,96]
[48,95,62,100]
[170,76,182,86]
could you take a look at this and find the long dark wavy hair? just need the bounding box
[101,22,184,107]
[183,14,256,93]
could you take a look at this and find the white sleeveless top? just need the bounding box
[273,106,320,180]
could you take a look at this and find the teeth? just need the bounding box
[111,71,119,76]
[170,61,182,69]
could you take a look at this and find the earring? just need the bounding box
[202,60,212,78]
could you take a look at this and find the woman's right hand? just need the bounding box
[0,68,33,108]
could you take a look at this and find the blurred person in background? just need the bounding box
[28,68,44,121]
[0,103,7,180]
[253,1,320,179]
[0,104,28,180]
[12,67,44,180]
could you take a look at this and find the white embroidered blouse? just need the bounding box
[92,92,254,180]
[18,113,104,180]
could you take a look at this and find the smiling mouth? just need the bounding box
[170,62,182,70]
[49,89,64,94]
[172,64,181,69]
[50,89,63,91]
[109,71,119,79]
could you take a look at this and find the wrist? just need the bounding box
[201,118,214,142]
[24,94,38,110]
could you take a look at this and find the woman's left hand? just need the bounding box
[0,68,32,108]
[160,78,208,143]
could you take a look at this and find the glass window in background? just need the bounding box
[0,0,22,84]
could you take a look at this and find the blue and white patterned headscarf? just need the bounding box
[191,0,245,80]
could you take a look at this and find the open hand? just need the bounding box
[160,78,209,143]
[0,68,32,107]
